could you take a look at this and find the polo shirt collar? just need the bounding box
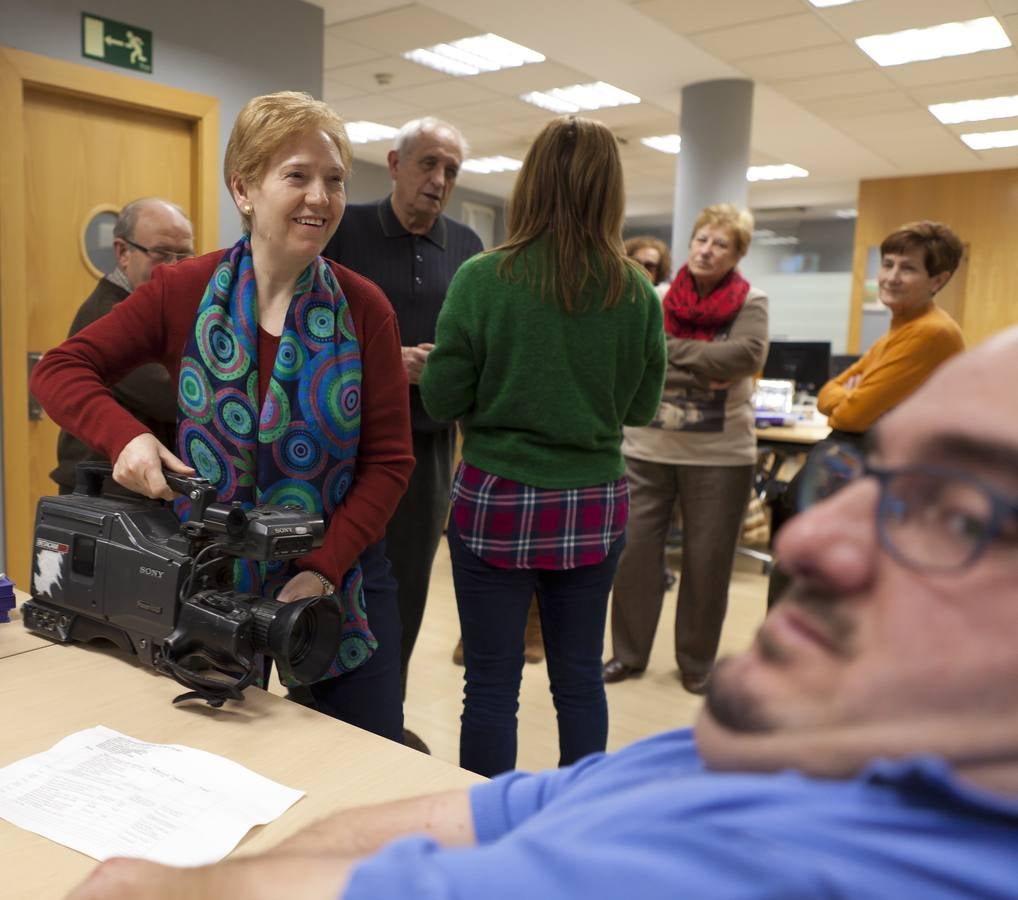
[377,195,448,249]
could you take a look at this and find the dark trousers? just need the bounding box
[610,458,754,677]
[449,519,623,778]
[292,539,404,743]
[385,427,455,699]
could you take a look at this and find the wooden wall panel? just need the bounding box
[849,169,1018,351]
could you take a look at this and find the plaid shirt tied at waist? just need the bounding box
[450,462,629,570]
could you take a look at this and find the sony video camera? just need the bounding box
[22,463,342,706]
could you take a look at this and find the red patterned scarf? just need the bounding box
[662,264,750,340]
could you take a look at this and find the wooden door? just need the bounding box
[0,48,218,587]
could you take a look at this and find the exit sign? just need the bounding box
[81,13,153,74]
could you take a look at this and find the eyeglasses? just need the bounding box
[634,259,658,275]
[799,440,1018,572]
[124,238,194,265]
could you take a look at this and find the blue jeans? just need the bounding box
[290,539,404,743]
[448,519,624,777]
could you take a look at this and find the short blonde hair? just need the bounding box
[224,91,352,232]
[690,203,755,258]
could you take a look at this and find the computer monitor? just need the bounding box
[763,340,832,395]
[830,353,861,379]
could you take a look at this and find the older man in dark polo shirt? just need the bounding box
[323,118,482,741]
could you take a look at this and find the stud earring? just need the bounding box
[242,204,253,215]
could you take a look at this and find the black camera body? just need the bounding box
[22,464,341,706]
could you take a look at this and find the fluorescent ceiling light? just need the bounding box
[746,164,809,182]
[809,0,861,7]
[461,155,523,174]
[403,33,544,77]
[856,16,1010,68]
[756,235,801,246]
[835,208,858,218]
[960,129,1018,150]
[929,94,1018,125]
[640,134,681,154]
[345,121,399,144]
[520,81,640,113]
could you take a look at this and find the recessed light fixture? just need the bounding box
[756,235,801,246]
[640,134,681,154]
[345,121,399,144]
[856,16,1010,68]
[403,33,544,77]
[929,94,1018,125]
[808,0,861,7]
[960,129,1018,150]
[520,81,640,113]
[461,155,524,174]
[746,164,809,182]
[835,208,858,218]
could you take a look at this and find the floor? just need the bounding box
[402,544,770,772]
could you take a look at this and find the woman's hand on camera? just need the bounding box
[277,570,328,604]
[113,433,195,500]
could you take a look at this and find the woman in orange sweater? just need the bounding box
[817,220,965,434]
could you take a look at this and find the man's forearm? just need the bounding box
[269,789,476,859]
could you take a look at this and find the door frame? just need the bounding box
[0,46,218,585]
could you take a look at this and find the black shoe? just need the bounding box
[603,658,645,683]
[403,728,431,754]
[679,671,710,695]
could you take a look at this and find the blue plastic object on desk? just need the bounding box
[0,573,15,623]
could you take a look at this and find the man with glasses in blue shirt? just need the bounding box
[51,197,194,493]
[67,328,1018,898]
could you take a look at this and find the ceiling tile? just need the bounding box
[324,29,386,68]
[331,3,477,54]
[736,42,871,81]
[322,78,368,103]
[632,0,802,36]
[908,74,1018,104]
[440,97,553,126]
[692,13,841,60]
[326,55,449,93]
[883,48,1018,88]
[318,0,408,27]
[775,69,899,102]
[800,91,919,118]
[327,93,421,123]
[384,78,502,110]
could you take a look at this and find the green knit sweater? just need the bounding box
[419,246,666,488]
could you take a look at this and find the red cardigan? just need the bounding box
[30,251,414,584]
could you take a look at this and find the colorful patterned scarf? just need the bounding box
[662,264,750,341]
[177,236,375,682]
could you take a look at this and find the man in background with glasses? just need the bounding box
[68,327,1018,899]
[51,197,194,493]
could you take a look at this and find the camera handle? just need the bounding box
[72,463,218,521]
[164,472,218,521]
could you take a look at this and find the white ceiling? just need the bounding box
[311,0,1018,220]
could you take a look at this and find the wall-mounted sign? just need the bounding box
[81,13,152,74]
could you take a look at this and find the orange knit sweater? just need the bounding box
[817,304,964,433]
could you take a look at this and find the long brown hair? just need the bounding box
[496,116,641,312]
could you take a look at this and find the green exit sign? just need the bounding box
[81,13,153,74]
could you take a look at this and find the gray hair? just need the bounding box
[113,197,188,241]
[393,117,469,159]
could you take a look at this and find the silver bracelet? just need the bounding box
[306,570,334,595]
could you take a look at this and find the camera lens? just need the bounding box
[249,594,342,685]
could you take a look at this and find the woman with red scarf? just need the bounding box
[604,204,768,693]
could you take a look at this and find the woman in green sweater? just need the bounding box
[419,116,666,777]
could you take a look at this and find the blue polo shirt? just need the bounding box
[345,728,1018,899]
[323,197,482,432]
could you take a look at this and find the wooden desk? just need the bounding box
[0,590,51,660]
[0,642,482,900]
[754,422,830,447]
